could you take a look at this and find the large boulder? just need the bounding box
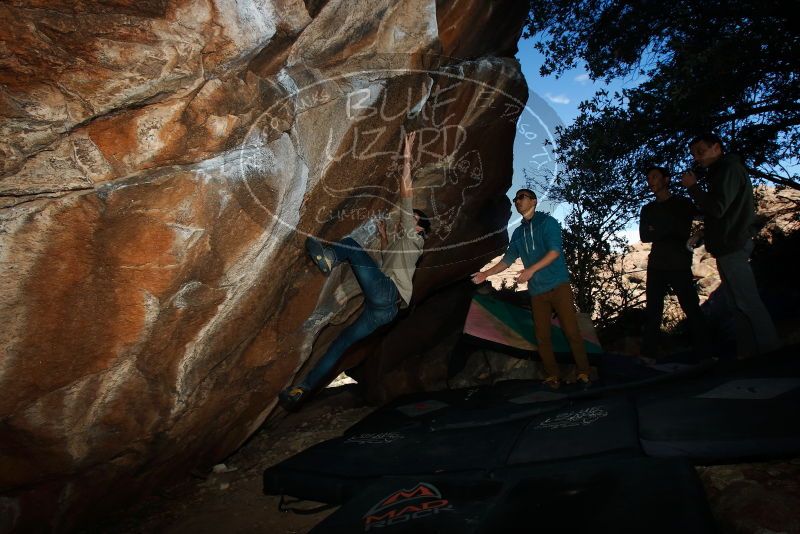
[0,0,529,530]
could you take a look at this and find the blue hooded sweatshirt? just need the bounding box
[502,212,570,296]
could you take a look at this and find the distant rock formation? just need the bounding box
[0,0,529,530]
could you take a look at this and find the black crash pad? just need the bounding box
[265,349,799,507]
[343,383,569,437]
[264,396,642,504]
[504,397,641,466]
[263,417,526,504]
[346,353,712,437]
[637,347,800,462]
[310,457,716,533]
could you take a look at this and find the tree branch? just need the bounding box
[748,167,800,190]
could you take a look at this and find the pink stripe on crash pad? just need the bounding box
[464,300,535,351]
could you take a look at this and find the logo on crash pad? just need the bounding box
[536,406,609,430]
[345,432,404,445]
[363,482,454,531]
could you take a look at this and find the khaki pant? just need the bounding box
[531,283,590,378]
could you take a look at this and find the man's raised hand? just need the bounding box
[400,130,416,198]
[404,131,417,160]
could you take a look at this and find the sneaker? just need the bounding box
[576,372,592,389]
[305,237,336,275]
[542,376,561,390]
[278,385,308,411]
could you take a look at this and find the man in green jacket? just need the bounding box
[681,133,780,357]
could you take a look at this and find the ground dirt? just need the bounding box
[99,386,372,534]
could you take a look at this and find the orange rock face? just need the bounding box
[0,0,528,529]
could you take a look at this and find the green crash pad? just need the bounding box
[463,293,603,354]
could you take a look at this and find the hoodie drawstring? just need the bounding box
[524,220,535,255]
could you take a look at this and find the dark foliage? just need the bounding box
[525,0,800,189]
[523,0,799,322]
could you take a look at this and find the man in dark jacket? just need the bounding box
[681,133,780,357]
[639,166,708,357]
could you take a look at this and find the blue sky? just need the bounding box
[511,37,643,242]
[516,38,605,125]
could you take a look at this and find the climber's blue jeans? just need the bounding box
[300,238,398,391]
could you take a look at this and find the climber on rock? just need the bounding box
[279,131,431,410]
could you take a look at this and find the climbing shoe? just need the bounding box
[576,372,592,389]
[278,385,309,411]
[542,376,561,390]
[305,237,336,275]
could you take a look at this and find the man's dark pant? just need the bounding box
[300,237,398,391]
[642,267,708,356]
[715,238,780,357]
